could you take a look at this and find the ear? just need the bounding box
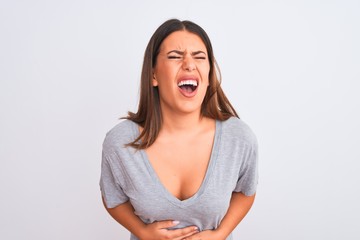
[152,73,158,87]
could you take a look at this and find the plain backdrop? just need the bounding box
[1,0,359,239]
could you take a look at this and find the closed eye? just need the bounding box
[192,50,207,60]
[168,56,182,59]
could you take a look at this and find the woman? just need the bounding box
[100,19,258,240]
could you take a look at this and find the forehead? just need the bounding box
[160,30,207,52]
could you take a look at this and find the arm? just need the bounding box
[216,192,256,238]
[102,198,199,240]
[184,192,256,240]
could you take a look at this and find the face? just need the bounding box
[153,30,210,116]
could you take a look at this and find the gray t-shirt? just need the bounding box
[100,117,258,240]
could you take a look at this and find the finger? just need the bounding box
[174,228,199,240]
[155,220,180,229]
[182,231,202,240]
[169,226,199,239]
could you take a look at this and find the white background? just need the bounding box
[1,0,359,239]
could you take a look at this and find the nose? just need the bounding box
[182,55,196,71]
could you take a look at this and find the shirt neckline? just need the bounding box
[132,120,221,208]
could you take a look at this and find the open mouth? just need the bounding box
[177,80,198,93]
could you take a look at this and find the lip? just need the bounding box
[177,75,199,84]
[177,75,199,98]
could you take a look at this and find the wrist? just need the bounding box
[135,223,149,240]
[214,226,229,240]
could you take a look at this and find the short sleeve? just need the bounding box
[233,140,259,196]
[99,151,129,208]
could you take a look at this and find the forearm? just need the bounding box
[103,198,201,240]
[216,192,256,238]
[102,198,146,238]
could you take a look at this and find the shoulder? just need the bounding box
[220,117,257,147]
[102,120,138,154]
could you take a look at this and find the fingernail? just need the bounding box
[173,220,180,225]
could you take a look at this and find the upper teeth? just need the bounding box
[178,80,198,87]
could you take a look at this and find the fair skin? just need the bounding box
[152,30,210,118]
[104,30,255,239]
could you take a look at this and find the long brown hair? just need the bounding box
[124,19,238,149]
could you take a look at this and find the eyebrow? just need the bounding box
[167,50,207,56]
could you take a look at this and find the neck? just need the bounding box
[161,110,205,133]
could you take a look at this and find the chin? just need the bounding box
[177,104,203,115]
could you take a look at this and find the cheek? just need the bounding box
[201,67,210,85]
[198,62,210,76]
[155,64,178,83]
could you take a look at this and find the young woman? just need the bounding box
[100,19,258,240]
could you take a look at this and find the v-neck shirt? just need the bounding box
[140,121,218,208]
[100,117,258,240]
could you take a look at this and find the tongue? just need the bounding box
[180,85,194,93]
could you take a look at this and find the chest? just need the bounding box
[145,133,214,201]
[127,145,238,230]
